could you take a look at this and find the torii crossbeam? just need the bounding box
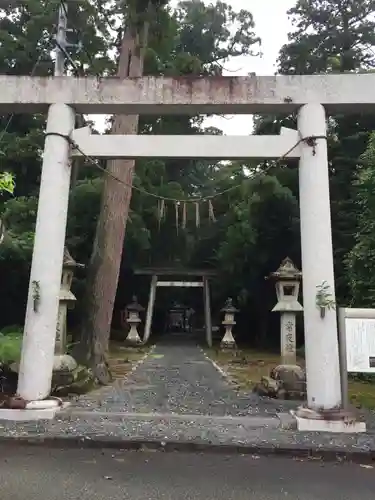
[0,74,374,114]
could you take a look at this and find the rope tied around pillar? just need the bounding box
[301,134,327,156]
[45,131,75,141]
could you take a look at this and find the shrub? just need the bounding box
[0,334,22,364]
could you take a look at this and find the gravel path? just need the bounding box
[2,341,375,457]
[70,342,292,417]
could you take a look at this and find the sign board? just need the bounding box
[338,308,375,408]
[345,317,375,373]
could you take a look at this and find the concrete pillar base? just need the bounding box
[292,407,366,433]
[0,401,70,421]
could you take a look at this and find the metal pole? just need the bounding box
[338,307,350,409]
[17,2,75,401]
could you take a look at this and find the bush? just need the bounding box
[349,372,375,384]
[0,325,23,336]
[0,334,22,364]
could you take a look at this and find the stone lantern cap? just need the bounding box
[127,295,145,313]
[63,247,85,270]
[270,257,302,281]
[60,248,84,303]
[221,298,239,314]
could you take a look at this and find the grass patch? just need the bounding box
[206,348,290,391]
[206,347,375,409]
[349,380,375,410]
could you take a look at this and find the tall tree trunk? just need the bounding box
[76,24,148,384]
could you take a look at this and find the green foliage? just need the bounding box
[0,0,269,335]
[278,0,375,74]
[0,325,22,335]
[254,0,375,307]
[315,281,336,316]
[0,172,15,194]
[213,175,299,312]
[0,332,22,364]
[0,0,352,353]
[174,0,260,74]
[346,133,375,306]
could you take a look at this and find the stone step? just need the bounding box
[58,409,296,430]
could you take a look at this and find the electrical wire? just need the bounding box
[54,38,80,75]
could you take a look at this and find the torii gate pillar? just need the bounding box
[17,103,75,402]
[298,103,341,411]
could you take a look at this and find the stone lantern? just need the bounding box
[126,295,144,345]
[270,257,303,365]
[55,247,83,355]
[220,298,238,349]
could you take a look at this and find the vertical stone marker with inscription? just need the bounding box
[269,258,303,365]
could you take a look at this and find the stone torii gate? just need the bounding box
[134,267,217,346]
[3,73,373,425]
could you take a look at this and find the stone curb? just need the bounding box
[0,434,374,463]
[58,410,287,430]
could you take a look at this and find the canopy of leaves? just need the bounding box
[346,133,375,306]
[254,0,375,306]
[0,0,307,349]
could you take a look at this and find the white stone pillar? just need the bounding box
[298,103,341,410]
[280,312,296,365]
[143,275,157,343]
[17,103,75,401]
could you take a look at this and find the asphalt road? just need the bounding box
[1,446,375,500]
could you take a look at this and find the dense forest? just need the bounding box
[0,0,375,360]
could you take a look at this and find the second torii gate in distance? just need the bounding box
[4,73,374,430]
[134,267,217,346]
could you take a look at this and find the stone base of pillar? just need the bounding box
[292,406,366,433]
[126,324,142,345]
[281,354,297,366]
[0,401,69,421]
[220,331,236,349]
[220,340,236,350]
